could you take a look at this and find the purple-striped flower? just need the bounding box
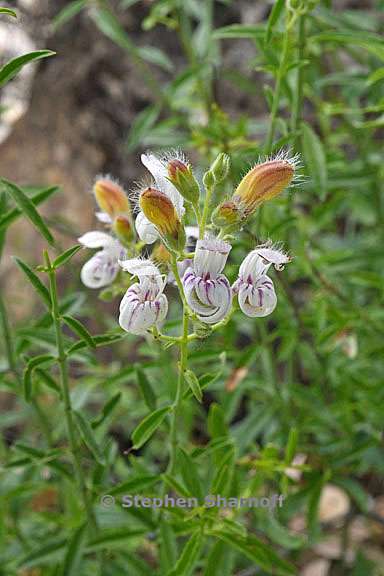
[78,231,125,289]
[233,244,291,317]
[183,238,232,324]
[118,258,168,335]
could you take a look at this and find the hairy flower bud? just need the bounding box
[211,201,241,229]
[209,153,230,183]
[167,159,200,205]
[112,214,134,246]
[93,177,130,217]
[234,159,294,216]
[139,187,186,253]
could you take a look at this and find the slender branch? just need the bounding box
[45,252,97,532]
[264,15,292,155]
[168,307,189,476]
[200,183,215,239]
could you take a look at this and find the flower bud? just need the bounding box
[152,242,172,268]
[167,159,200,205]
[93,177,130,218]
[112,214,134,246]
[139,187,186,253]
[209,153,230,183]
[234,159,295,216]
[211,200,241,229]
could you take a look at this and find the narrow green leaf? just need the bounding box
[184,369,202,403]
[109,474,159,496]
[312,31,384,61]
[92,392,122,429]
[87,529,147,551]
[161,474,192,498]
[126,104,161,152]
[183,371,221,400]
[35,368,61,395]
[0,186,58,231]
[131,406,171,450]
[23,354,55,401]
[301,122,328,199]
[284,427,298,464]
[262,514,305,550]
[208,403,228,439]
[53,245,82,269]
[213,24,266,40]
[53,0,86,29]
[168,530,203,576]
[0,50,55,87]
[136,366,156,410]
[62,523,87,576]
[17,538,66,568]
[178,449,204,501]
[160,520,177,574]
[0,7,17,17]
[210,448,235,495]
[2,179,54,244]
[74,410,105,465]
[265,0,285,43]
[211,531,295,576]
[13,257,51,307]
[62,315,95,349]
[137,45,173,71]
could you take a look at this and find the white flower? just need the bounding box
[183,238,232,324]
[135,152,185,244]
[118,258,168,335]
[233,244,290,317]
[78,231,125,289]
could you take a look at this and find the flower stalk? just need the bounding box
[44,251,97,532]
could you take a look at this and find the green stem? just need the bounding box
[264,18,292,156]
[200,184,215,239]
[0,291,18,377]
[46,254,97,532]
[290,15,306,143]
[168,308,189,475]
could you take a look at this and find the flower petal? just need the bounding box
[78,231,115,249]
[141,152,184,216]
[135,211,159,244]
[80,252,119,289]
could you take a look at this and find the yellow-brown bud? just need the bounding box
[93,177,130,217]
[168,159,189,179]
[139,187,185,253]
[112,214,134,245]
[234,159,294,215]
[212,200,241,228]
[151,242,172,271]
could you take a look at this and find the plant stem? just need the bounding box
[290,15,306,143]
[0,291,18,377]
[46,254,97,532]
[200,183,215,239]
[264,17,292,156]
[169,307,189,476]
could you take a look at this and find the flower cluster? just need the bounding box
[78,149,299,337]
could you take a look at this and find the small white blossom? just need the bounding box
[183,238,232,324]
[118,258,168,335]
[78,231,125,289]
[135,152,185,244]
[233,244,290,317]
